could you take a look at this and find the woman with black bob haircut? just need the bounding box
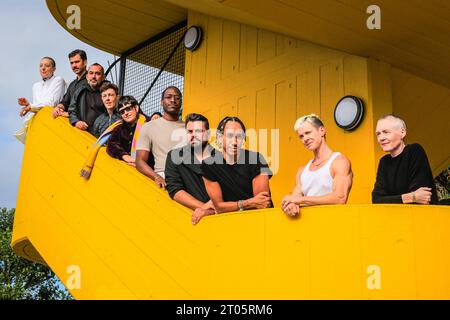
[106,96,153,167]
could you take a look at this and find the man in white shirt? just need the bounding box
[136,86,186,188]
[14,57,66,143]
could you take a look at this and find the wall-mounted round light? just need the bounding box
[334,95,364,131]
[184,26,203,51]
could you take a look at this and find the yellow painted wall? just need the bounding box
[183,12,395,205]
[12,108,450,299]
[11,7,450,301]
[391,68,450,176]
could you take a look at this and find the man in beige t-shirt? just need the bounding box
[136,86,185,188]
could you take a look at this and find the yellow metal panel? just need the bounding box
[319,61,345,149]
[184,12,394,204]
[296,69,321,118]
[342,56,376,203]
[46,0,187,55]
[218,102,235,120]
[168,0,450,88]
[239,25,258,72]
[221,20,240,79]
[272,78,298,204]
[359,206,417,298]
[413,206,450,299]
[391,68,450,176]
[276,35,295,57]
[306,208,362,298]
[367,58,394,170]
[340,0,450,57]
[11,109,450,299]
[405,0,450,26]
[237,95,256,130]
[255,87,275,131]
[47,0,450,88]
[18,3,450,300]
[186,12,208,95]
[257,30,277,64]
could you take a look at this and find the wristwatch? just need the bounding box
[238,200,244,211]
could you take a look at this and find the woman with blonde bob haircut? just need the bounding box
[281,114,353,216]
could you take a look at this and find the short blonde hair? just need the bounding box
[294,113,324,131]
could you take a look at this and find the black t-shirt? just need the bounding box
[372,143,438,204]
[202,149,272,202]
[165,145,215,203]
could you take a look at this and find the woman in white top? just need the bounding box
[14,57,66,143]
[281,114,353,217]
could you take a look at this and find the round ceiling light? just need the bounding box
[334,95,364,131]
[184,26,203,51]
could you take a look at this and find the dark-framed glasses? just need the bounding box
[119,105,135,115]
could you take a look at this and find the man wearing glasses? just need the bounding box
[136,86,185,188]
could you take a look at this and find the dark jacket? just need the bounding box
[68,80,109,135]
[106,116,154,167]
[60,72,87,111]
[92,112,121,138]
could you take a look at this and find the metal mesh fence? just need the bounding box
[122,25,186,117]
[105,56,121,85]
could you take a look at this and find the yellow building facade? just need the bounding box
[11,1,450,299]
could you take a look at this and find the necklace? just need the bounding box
[311,151,333,167]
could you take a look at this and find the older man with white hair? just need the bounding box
[372,114,438,204]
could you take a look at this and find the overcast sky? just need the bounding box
[0,1,116,208]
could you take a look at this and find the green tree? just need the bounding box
[0,207,73,300]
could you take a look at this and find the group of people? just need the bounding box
[280,113,437,216]
[16,50,439,225]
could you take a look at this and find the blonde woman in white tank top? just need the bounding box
[281,114,353,217]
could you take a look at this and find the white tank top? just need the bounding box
[300,152,341,197]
